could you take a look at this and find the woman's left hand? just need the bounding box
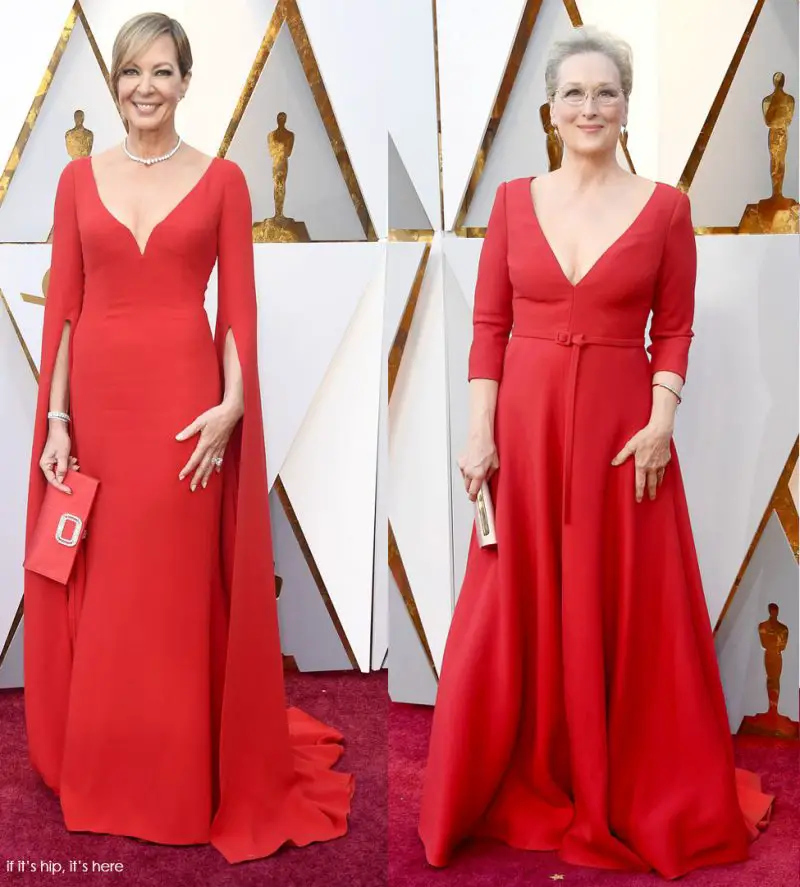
[611,422,673,502]
[176,403,242,491]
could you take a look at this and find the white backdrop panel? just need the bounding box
[0,18,122,242]
[438,0,527,229]
[280,253,385,673]
[0,303,37,662]
[298,0,387,237]
[675,235,798,624]
[389,235,454,671]
[253,244,381,487]
[689,0,798,227]
[659,0,776,187]
[0,1,75,180]
[0,246,51,369]
[388,0,441,230]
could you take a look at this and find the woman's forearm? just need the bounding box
[48,322,71,419]
[221,327,244,420]
[469,379,500,439]
[650,370,683,430]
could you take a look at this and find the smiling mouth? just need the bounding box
[133,102,159,111]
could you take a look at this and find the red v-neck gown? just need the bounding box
[418,178,773,879]
[24,156,353,862]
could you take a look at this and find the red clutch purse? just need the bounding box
[24,469,99,585]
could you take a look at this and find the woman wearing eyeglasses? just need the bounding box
[418,26,773,879]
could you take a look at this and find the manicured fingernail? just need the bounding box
[202,481,207,489]
[178,474,184,481]
[190,484,196,492]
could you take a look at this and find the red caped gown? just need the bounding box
[23,156,353,862]
[418,178,773,879]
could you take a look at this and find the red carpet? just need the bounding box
[0,670,386,886]
[390,700,799,886]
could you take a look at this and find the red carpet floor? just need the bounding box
[0,670,386,887]
[390,701,800,887]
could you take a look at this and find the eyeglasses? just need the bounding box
[556,86,623,106]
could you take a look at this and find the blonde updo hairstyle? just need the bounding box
[544,25,633,103]
[110,12,193,103]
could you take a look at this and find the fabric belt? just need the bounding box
[511,330,644,525]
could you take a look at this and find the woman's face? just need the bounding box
[549,51,626,159]
[116,34,190,134]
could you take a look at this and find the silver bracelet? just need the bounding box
[652,382,682,404]
[47,411,71,424]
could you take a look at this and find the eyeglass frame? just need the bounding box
[552,84,626,107]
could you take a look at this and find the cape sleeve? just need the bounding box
[647,190,696,382]
[23,159,85,788]
[467,181,513,382]
[208,159,353,863]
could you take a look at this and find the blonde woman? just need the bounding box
[418,26,773,879]
[25,13,352,861]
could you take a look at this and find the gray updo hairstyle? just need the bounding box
[544,25,633,101]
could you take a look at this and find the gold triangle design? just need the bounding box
[388,243,431,400]
[0,1,119,225]
[274,476,360,669]
[432,0,445,229]
[714,436,799,634]
[218,0,376,241]
[451,0,633,235]
[389,521,439,680]
[677,0,765,196]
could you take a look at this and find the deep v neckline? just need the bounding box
[86,156,218,257]
[527,176,660,288]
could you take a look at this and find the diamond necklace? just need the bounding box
[123,135,183,166]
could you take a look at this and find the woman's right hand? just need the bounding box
[458,432,499,502]
[39,425,78,493]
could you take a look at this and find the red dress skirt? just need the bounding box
[418,178,773,879]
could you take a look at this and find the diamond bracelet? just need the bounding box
[47,411,71,424]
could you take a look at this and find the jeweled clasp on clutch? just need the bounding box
[55,513,83,547]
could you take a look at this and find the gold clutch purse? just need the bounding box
[475,480,497,547]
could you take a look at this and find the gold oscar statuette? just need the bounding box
[540,103,563,172]
[738,602,799,739]
[738,73,799,234]
[65,109,94,160]
[252,112,311,243]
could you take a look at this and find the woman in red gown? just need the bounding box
[24,13,352,862]
[418,26,773,879]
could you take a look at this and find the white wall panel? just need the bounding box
[0,301,37,660]
[388,0,441,229]
[0,2,75,177]
[254,244,380,487]
[298,0,387,237]
[280,254,385,672]
[389,235,453,670]
[438,0,527,229]
[670,235,798,625]
[0,246,51,369]
[659,0,769,186]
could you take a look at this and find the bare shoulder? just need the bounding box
[179,144,216,172]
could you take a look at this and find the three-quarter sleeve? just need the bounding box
[44,161,84,330]
[647,191,696,381]
[467,182,513,382]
